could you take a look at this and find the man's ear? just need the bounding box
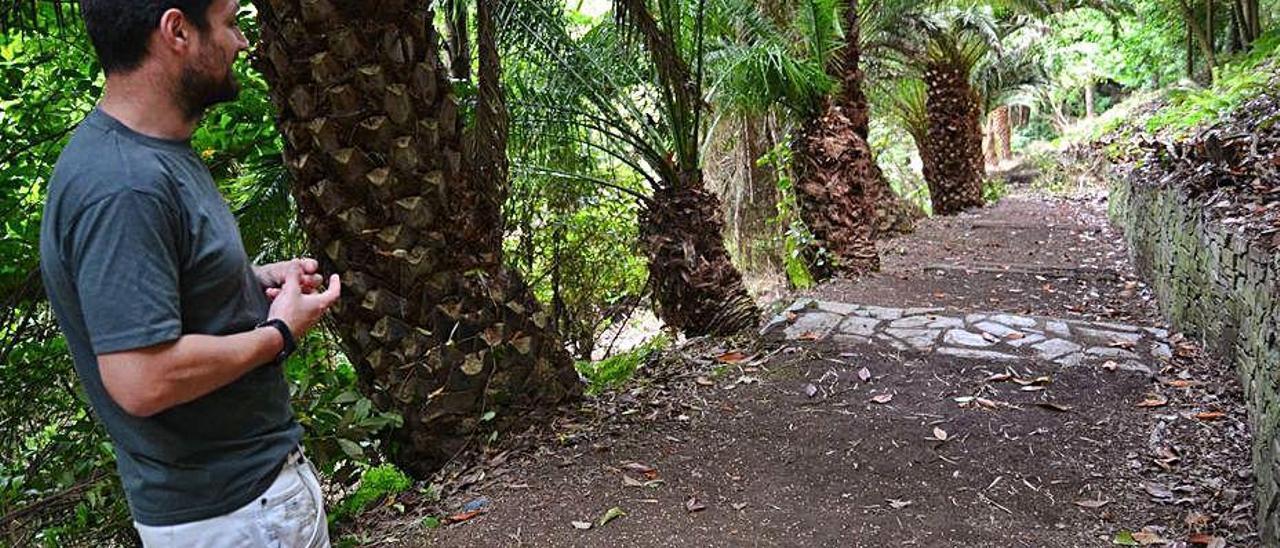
[155,8,193,56]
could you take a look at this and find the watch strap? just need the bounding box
[256,318,296,362]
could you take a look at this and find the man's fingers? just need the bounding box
[265,287,281,300]
[299,258,319,274]
[319,274,341,304]
[281,263,304,293]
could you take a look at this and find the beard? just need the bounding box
[178,60,240,120]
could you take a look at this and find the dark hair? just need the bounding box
[78,0,215,74]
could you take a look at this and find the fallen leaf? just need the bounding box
[932,427,949,441]
[716,351,750,364]
[731,502,748,511]
[887,498,912,509]
[446,510,483,524]
[858,367,872,382]
[1109,339,1137,350]
[797,331,820,341]
[685,497,707,512]
[1073,499,1110,509]
[571,520,593,530]
[1141,480,1173,499]
[1136,394,1168,408]
[1021,385,1046,392]
[986,372,1013,382]
[982,332,999,343]
[1037,402,1073,412]
[804,383,818,398]
[622,462,655,475]
[871,393,894,404]
[1165,379,1197,388]
[1006,332,1025,340]
[622,475,644,488]
[1193,411,1226,421]
[1184,512,1210,528]
[1131,531,1168,545]
[1112,531,1139,546]
[954,396,975,405]
[598,506,626,527]
[695,376,714,386]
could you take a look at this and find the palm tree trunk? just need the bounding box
[736,113,781,271]
[922,61,985,215]
[251,0,580,478]
[991,104,1012,162]
[786,1,882,278]
[641,177,760,336]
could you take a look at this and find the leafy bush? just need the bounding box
[1145,30,1280,135]
[575,334,671,394]
[330,464,413,523]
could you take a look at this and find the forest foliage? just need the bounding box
[0,0,1276,544]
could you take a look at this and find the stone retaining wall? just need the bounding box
[1109,180,1280,542]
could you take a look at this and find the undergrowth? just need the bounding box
[575,334,672,394]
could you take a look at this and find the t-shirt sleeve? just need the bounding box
[70,189,183,354]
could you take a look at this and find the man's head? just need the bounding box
[79,0,250,118]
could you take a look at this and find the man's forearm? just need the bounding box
[99,327,284,417]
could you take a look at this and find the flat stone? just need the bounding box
[831,334,871,346]
[1085,347,1141,360]
[1094,321,1140,332]
[876,333,909,351]
[928,316,965,329]
[904,307,945,316]
[1145,327,1170,338]
[1005,333,1046,348]
[1152,343,1173,360]
[937,347,1022,361]
[760,313,791,336]
[990,314,1038,328]
[974,321,1022,338]
[856,305,903,321]
[1033,339,1083,360]
[965,313,988,325]
[1074,326,1143,345]
[1054,352,1085,367]
[889,316,935,329]
[944,329,995,347]
[1045,321,1071,338]
[784,312,842,340]
[838,316,880,337]
[1118,360,1154,376]
[884,328,941,350]
[816,301,861,315]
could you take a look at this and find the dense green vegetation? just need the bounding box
[0,0,1275,544]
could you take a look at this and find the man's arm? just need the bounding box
[98,264,340,417]
[99,328,284,417]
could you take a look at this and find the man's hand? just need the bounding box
[267,263,341,338]
[255,258,324,299]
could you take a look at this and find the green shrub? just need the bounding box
[575,334,671,394]
[331,464,413,523]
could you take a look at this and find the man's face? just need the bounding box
[178,0,250,118]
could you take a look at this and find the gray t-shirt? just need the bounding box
[39,108,302,526]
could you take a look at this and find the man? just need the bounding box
[39,1,339,545]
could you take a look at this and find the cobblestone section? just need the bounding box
[763,299,1171,375]
[1111,180,1280,542]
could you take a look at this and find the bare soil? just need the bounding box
[354,184,1256,547]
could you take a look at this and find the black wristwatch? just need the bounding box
[257,318,296,363]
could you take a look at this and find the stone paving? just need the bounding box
[763,299,1171,375]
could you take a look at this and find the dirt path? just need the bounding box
[371,186,1257,547]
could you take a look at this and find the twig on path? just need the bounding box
[977,492,1014,515]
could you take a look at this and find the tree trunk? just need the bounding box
[1084,82,1096,119]
[251,0,580,478]
[792,103,880,277]
[991,104,1012,162]
[731,113,781,271]
[618,0,761,335]
[837,2,917,238]
[641,179,760,336]
[921,62,985,215]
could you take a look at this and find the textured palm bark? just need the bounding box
[251,0,580,478]
[787,3,879,277]
[793,105,880,277]
[733,114,781,271]
[618,0,760,335]
[641,177,760,336]
[922,62,985,215]
[989,105,1012,163]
